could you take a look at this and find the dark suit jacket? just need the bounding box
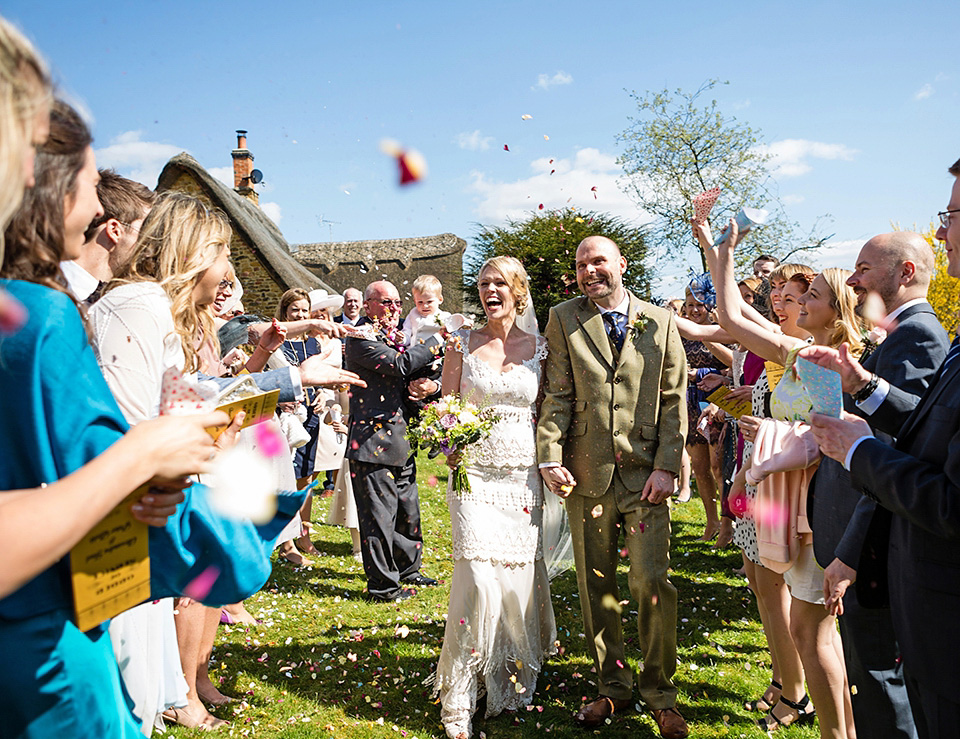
[850,329,960,696]
[809,302,948,570]
[343,317,442,467]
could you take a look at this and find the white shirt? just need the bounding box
[59,260,100,302]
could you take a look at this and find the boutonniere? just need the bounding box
[630,312,650,334]
[866,326,887,345]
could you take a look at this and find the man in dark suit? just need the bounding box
[809,231,946,739]
[334,287,363,326]
[344,280,442,601]
[807,157,960,738]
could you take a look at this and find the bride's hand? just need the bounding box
[445,450,463,469]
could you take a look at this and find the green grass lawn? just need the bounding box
[170,453,820,738]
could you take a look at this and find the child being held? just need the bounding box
[402,274,451,346]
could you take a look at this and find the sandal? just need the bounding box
[758,694,814,731]
[744,679,781,712]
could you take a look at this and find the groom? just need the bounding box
[537,236,689,739]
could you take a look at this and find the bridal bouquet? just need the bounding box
[407,394,499,495]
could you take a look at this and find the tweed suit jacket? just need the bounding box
[848,328,960,696]
[537,292,687,498]
[808,302,948,569]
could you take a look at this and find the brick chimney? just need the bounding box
[231,130,259,205]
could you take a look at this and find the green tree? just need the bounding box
[617,79,829,272]
[464,207,649,331]
[920,223,960,337]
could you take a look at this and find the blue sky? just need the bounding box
[7,1,957,297]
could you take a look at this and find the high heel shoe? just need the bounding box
[744,679,781,712]
[758,694,815,731]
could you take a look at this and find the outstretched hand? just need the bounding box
[797,343,872,395]
[299,353,367,389]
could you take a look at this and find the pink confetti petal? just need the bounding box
[254,422,286,457]
[0,288,27,334]
[183,565,220,600]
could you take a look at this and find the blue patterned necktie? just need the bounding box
[942,336,960,373]
[602,311,627,352]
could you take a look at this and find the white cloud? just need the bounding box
[456,130,494,151]
[94,130,184,187]
[468,147,647,225]
[914,83,934,100]
[208,166,234,187]
[809,238,865,271]
[261,201,282,224]
[533,71,573,91]
[757,139,857,178]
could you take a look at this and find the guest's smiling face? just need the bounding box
[285,298,310,322]
[938,177,960,279]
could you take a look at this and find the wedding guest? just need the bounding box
[60,169,154,303]
[805,231,943,739]
[0,96,301,739]
[699,218,859,737]
[681,274,733,541]
[0,18,229,601]
[334,286,363,325]
[754,254,780,279]
[344,281,443,601]
[538,236,689,738]
[805,163,960,736]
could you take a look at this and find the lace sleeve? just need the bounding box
[534,335,549,363]
[450,328,471,356]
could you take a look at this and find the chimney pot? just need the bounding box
[236,130,248,149]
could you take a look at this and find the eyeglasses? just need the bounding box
[937,209,960,229]
[376,299,403,307]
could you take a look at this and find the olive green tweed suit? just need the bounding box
[537,292,687,708]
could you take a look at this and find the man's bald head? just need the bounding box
[577,235,622,257]
[862,232,934,288]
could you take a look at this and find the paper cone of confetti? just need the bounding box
[693,187,721,223]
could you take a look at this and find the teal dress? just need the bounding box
[0,280,306,738]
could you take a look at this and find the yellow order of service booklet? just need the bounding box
[71,484,151,633]
[705,385,753,420]
[207,388,281,440]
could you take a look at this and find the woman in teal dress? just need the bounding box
[0,96,307,738]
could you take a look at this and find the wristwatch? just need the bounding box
[851,373,879,403]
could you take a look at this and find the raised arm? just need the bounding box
[695,218,796,365]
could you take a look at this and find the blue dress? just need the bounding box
[0,280,306,738]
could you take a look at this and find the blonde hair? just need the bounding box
[275,287,310,321]
[478,255,530,316]
[0,17,52,268]
[819,267,866,356]
[770,262,816,285]
[110,192,231,373]
[412,274,442,299]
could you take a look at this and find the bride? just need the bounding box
[431,256,557,739]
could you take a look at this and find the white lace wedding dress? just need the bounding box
[431,330,557,739]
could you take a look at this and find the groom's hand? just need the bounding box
[540,466,576,498]
[641,469,675,504]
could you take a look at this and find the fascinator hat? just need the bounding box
[687,272,716,310]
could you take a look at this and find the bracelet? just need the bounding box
[851,373,879,403]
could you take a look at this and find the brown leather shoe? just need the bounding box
[574,696,632,728]
[652,707,689,739]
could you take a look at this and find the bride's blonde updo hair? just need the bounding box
[478,255,530,316]
[109,191,231,373]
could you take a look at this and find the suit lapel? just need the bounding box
[617,292,643,369]
[899,351,960,441]
[575,297,615,370]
